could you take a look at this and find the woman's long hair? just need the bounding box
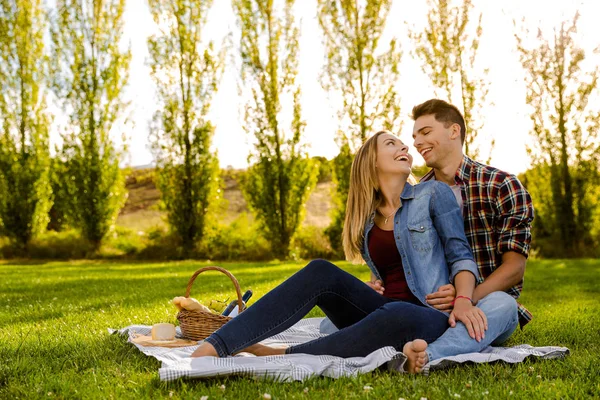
[342,131,387,263]
[342,131,417,263]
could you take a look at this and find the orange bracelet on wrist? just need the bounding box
[452,295,473,305]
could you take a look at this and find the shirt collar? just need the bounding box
[419,155,473,185]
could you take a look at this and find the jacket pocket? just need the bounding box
[407,219,435,252]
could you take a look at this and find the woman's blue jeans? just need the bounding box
[204,259,449,358]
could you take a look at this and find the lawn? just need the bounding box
[1,259,599,399]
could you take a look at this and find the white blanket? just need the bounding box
[110,318,569,382]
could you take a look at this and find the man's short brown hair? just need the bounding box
[411,99,466,144]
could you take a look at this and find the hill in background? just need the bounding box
[117,168,334,232]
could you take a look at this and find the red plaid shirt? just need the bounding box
[421,155,535,327]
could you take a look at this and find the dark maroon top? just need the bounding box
[368,224,421,304]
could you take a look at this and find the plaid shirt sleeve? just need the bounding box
[495,174,535,257]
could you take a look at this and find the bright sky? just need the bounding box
[115,0,600,174]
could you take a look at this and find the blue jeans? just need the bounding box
[205,259,449,358]
[426,291,519,361]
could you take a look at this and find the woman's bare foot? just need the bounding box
[191,342,219,358]
[238,343,287,356]
[403,339,428,373]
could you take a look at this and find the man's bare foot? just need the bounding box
[403,339,428,373]
[238,343,287,356]
[191,342,219,358]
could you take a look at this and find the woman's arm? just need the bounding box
[450,271,487,342]
[429,182,487,341]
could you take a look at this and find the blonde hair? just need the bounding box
[342,131,418,263]
[342,131,385,263]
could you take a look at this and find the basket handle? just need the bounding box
[184,266,244,315]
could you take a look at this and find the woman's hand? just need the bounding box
[365,279,385,295]
[426,284,456,311]
[448,298,488,342]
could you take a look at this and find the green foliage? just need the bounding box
[317,0,402,255]
[317,0,403,145]
[0,229,92,259]
[0,0,52,247]
[49,0,130,250]
[233,0,318,258]
[198,213,272,261]
[147,0,226,257]
[409,0,493,161]
[324,141,352,258]
[521,163,600,258]
[312,156,333,183]
[290,225,335,261]
[515,13,600,257]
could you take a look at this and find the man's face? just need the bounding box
[412,114,458,168]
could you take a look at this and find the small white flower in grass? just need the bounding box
[509,391,514,395]
[168,391,174,397]
[200,396,208,400]
[453,394,461,398]
[363,386,373,391]
[420,397,428,400]
[263,394,272,399]
[47,392,53,396]
[482,391,489,395]
[219,384,226,390]
[528,366,534,372]
[536,375,542,379]
[399,398,407,400]
[303,388,309,394]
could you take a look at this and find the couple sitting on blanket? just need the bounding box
[192,99,535,374]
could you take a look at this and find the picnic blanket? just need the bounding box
[110,317,569,382]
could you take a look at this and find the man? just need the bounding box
[402,98,534,372]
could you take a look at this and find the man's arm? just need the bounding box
[472,251,526,304]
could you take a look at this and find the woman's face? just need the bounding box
[375,133,413,177]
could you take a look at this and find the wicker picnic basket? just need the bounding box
[176,266,244,341]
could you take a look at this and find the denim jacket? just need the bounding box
[361,181,479,313]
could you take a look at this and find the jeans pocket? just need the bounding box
[407,219,435,252]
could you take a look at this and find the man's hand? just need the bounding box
[448,298,488,342]
[366,279,385,295]
[426,284,456,311]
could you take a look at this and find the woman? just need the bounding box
[192,131,486,373]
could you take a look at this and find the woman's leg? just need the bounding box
[195,259,392,358]
[286,301,449,358]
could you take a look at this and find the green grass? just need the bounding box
[1,259,599,399]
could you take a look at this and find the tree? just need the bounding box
[516,13,600,257]
[50,0,130,250]
[317,0,402,255]
[233,0,318,258]
[0,0,52,248]
[147,0,225,256]
[409,0,493,161]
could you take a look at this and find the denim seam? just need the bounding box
[205,334,227,358]
[228,289,373,355]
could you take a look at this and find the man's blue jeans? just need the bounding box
[205,259,449,358]
[426,291,519,362]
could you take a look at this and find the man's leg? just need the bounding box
[425,291,519,362]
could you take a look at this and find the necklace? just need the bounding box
[378,205,400,224]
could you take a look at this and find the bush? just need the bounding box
[290,226,336,260]
[0,230,93,259]
[198,214,272,261]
